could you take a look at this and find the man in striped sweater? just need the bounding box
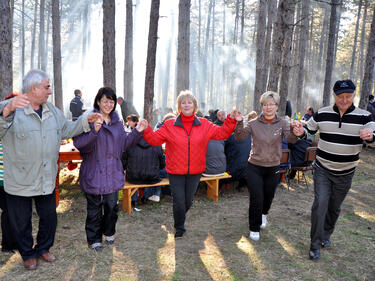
[300,79,375,260]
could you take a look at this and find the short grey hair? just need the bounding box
[260,91,280,106]
[22,69,49,93]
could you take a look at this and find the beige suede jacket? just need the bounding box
[234,114,297,167]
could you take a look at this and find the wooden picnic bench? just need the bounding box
[121,173,231,214]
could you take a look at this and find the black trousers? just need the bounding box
[85,191,119,245]
[0,187,17,251]
[169,174,201,232]
[6,191,57,261]
[310,165,354,250]
[246,163,279,232]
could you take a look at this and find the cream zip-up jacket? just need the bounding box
[234,114,297,167]
[0,100,90,196]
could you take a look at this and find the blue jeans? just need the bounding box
[310,165,354,250]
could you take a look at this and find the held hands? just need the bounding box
[291,121,305,137]
[230,109,243,121]
[359,128,373,141]
[136,119,149,132]
[93,115,103,132]
[9,95,30,111]
[87,113,103,123]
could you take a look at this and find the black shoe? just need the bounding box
[321,239,331,248]
[174,230,185,239]
[1,248,16,253]
[309,248,320,260]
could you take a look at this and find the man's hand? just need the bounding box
[291,121,305,137]
[87,113,102,123]
[136,119,149,132]
[360,128,373,141]
[2,95,30,118]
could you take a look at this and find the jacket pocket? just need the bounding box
[9,160,37,186]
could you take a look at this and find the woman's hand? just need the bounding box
[93,115,103,132]
[291,122,304,136]
[360,128,373,141]
[136,119,149,132]
[87,112,103,123]
[230,109,243,121]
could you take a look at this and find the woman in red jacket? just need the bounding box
[142,91,237,238]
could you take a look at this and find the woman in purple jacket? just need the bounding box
[73,87,146,251]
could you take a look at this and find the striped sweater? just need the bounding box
[305,104,375,175]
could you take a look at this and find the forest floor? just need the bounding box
[0,150,374,281]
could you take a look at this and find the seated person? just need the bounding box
[302,107,314,121]
[203,140,226,177]
[123,137,165,203]
[287,138,313,179]
[154,112,177,131]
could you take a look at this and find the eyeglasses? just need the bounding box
[100,100,115,105]
[262,103,277,108]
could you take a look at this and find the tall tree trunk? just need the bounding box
[102,0,116,90]
[359,8,375,108]
[261,0,277,94]
[278,0,296,116]
[31,0,38,69]
[38,0,46,71]
[296,0,310,112]
[21,0,25,80]
[332,4,341,73]
[253,0,267,114]
[45,0,51,72]
[222,0,225,45]
[267,0,289,93]
[317,4,329,74]
[322,0,340,107]
[209,0,215,104]
[357,0,368,89]
[350,0,362,80]
[0,0,12,99]
[198,0,201,57]
[240,0,244,45]
[124,0,133,102]
[176,0,191,95]
[144,0,160,122]
[233,0,239,43]
[81,0,90,67]
[201,0,212,102]
[52,0,62,110]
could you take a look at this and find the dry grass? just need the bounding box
[1,150,375,281]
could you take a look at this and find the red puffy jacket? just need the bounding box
[143,114,236,175]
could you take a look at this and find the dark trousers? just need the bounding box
[246,163,279,232]
[85,191,119,245]
[310,165,354,250]
[169,174,201,232]
[0,187,17,251]
[6,191,57,261]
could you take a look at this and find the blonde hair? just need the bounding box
[247,111,258,121]
[176,90,198,113]
[260,91,280,106]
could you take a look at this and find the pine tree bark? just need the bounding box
[296,0,310,112]
[45,1,51,72]
[350,0,362,80]
[317,4,329,74]
[52,0,63,110]
[103,0,116,91]
[209,0,215,105]
[124,0,133,102]
[322,0,340,107]
[240,0,244,45]
[357,0,368,88]
[359,8,375,108]
[176,0,191,95]
[21,0,25,79]
[144,0,160,122]
[38,0,46,71]
[278,0,296,116]
[253,0,267,113]
[0,0,12,99]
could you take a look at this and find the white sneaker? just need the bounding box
[148,195,160,202]
[249,231,260,241]
[260,215,268,229]
[105,235,115,245]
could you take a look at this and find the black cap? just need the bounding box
[333,80,356,95]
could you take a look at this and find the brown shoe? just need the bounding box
[24,258,38,270]
[39,252,56,263]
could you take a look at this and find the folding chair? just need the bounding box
[290,146,317,189]
[279,149,290,190]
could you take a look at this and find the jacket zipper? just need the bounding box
[183,127,191,174]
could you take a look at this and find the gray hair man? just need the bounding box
[296,79,375,260]
[0,69,101,269]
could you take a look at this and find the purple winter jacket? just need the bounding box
[73,110,141,195]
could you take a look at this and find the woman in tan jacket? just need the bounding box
[234,91,303,241]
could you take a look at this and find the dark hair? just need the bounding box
[369,95,374,101]
[126,114,139,123]
[308,107,314,114]
[93,87,117,113]
[74,89,81,96]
